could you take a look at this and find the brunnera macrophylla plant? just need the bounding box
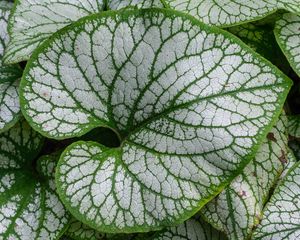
[0,0,300,240]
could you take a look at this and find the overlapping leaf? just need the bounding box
[163,0,300,27]
[228,23,290,73]
[0,2,22,133]
[150,217,226,240]
[3,0,105,64]
[252,161,300,239]
[20,8,291,232]
[274,13,300,77]
[288,115,300,138]
[65,218,136,240]
[4,0,165,64]
[0,119,70,239]
[202,113,289,240]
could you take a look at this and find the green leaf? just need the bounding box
[201,113,289,240]
[20,8,292,232]
[3,0,105,64]
[228,23,290,74]
[65,218,106,240]
[0,2,22,133]
[106,0,164,10]
[163,0,300,27]
[65,218,136,240]
[274,13,300,77]
[150,217,227,240]
[0,119,70,239]
[252,161,300,239]
[288,115,300,138]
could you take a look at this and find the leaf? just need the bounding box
[201,113,289,240]
[274,13,300,78]
[252,161,300,239]
[20,8,292,232]
[107,0,164,10]
[65,218,136,240]
[228,23,290,74]
[149,217,227,240]
[288,115,300,138]
[65,218,106,240]
[0,119,70,239]
[163,0,300,27]
[3,0,105,64]
[0,2,22,133]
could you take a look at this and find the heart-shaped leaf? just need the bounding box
[201,113,289,240]
[107,0,163,10]
[274,13,300,77]
[0,2,22,133]
[163,0,300,27]
[149,217,227,240]
[252,161,300,239]
[0,119,70,239]
[20,9,291,232]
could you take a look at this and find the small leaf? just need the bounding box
[107,0,164,10]
[150,217,227,240]
[20,8,292,232]
[163,0,300,27]
[274,13,300,77]
[252,161,300,239]
[0,119,70,239]
[0,3,22,133]
[201,113,289,240]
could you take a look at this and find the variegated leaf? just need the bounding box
[150,217,227,240]
[0,2,22,133]
[19,8,291,232]
[0,120,70,239]
[274,13,300,77]
[201,113,289,240]
[163,0,300,27]
[252,161,300,239]
[107,0,163,10]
